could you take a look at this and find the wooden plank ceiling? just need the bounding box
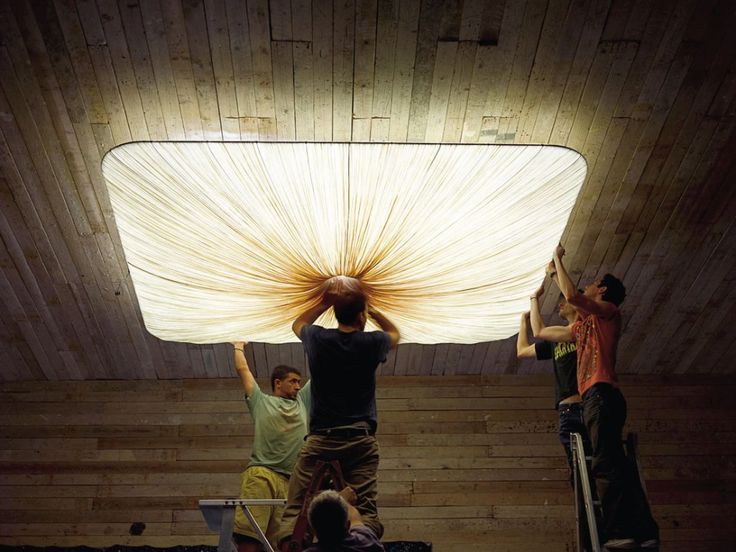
[0,0,735,381]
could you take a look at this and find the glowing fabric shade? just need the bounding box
[102,142,586,344]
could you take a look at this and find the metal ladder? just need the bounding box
[571,432,654,552]
[571,432,601,552]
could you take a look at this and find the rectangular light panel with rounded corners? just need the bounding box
[101,142,586,344]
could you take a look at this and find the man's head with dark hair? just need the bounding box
[583,274,626,306]
[270,365,302,399]
[599,273,626,306]
[333,290,367,327]
[307,490,350,546]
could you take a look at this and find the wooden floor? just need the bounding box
[1,375,734,551]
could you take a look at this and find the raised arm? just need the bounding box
[292,299,331,339]
[552,244,576,300]
[536,324,574,342]
[367,307,400,348]
[529,283,546,337]
[516,312,536,359]
[546,260,559,288]
[552,245,618,318]
[232,341,256,397]
[528,282,574,342]
[568,290,618,317]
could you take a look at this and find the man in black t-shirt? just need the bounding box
[517,282,591,481]
[276,277,400,548]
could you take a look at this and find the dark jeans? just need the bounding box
[583,383,658,542]
[276,433,382,544]
[559,402,591,485]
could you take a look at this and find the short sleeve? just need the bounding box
[300,324,318,357]
[300,324,317,341]
[535,341,553,360]
[373,331,391,363]
[244,384,263,415]
[298,379,312,413]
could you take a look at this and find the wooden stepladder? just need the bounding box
[283,459,346,552]
[200,459,346,552]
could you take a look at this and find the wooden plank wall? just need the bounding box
[1,1,735,381]
[1,375,734,551]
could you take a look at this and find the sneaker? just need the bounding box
[639,538,659,549]
[604,538,637,550]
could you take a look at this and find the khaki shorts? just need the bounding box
[233,465,289,545]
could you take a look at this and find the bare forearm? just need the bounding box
[553,254,576,300]
[232,343,255,396]
[545,260,559,290]
[368,307,400,347]
[538,325,574,342]
[517,318,531,355]
[368,307,397,333]
[347,503,363,527]
[529,297,545,336]
[337,487,363,527]
[292,302,330,338]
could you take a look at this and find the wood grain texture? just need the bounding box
[0,375,734,549]
[0,0,734,380]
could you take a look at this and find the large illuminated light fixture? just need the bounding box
[102,142,586,344]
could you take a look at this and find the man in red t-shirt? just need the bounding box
[535,245,658,550]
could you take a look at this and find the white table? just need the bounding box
[199,498,287,552]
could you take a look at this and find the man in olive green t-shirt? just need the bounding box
[232,341,311,552]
